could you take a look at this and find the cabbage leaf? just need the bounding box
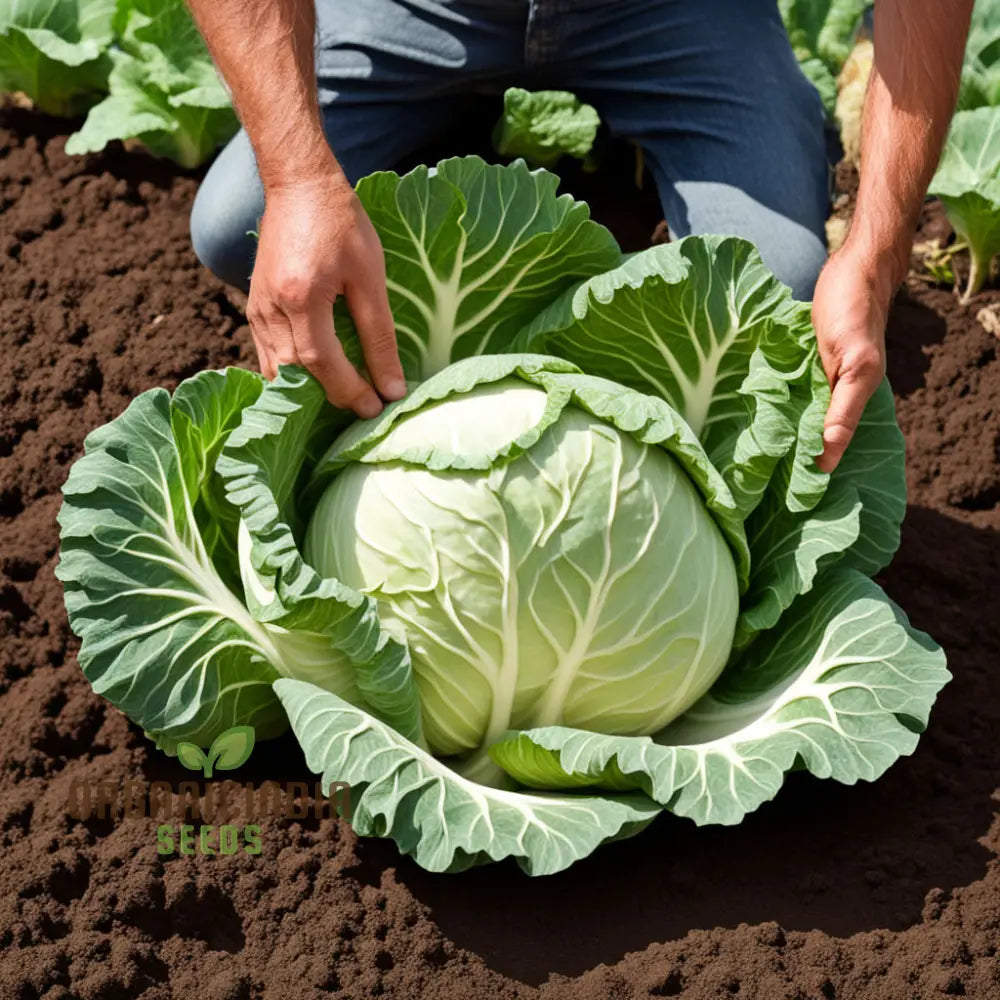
[0,0,115,116]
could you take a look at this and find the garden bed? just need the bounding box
[1,103,999,1000]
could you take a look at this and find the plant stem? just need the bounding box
[962,248,988,305]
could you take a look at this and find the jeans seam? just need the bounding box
[524,0,562,68]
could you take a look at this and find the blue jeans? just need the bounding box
[191,0,829,300]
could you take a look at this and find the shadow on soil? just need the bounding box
[884,286,949,396]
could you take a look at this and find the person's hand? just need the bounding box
[247,171,406,418]
[811,247,893,473]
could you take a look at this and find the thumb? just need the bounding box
[817,358,882,473]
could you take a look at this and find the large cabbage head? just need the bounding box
[58,156,947,875]
[303,371,740,772]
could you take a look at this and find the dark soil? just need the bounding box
[1,106,999,1000]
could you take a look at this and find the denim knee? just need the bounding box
[190,131,264,292]
[771,227,828,302]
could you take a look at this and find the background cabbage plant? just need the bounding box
[57,156,948,874]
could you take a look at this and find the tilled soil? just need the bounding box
[1,106,998,1000]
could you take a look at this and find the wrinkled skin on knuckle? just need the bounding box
[247,293,285,328]
[295,345,329,372]
[245,299,265,327]
[842,345,885,384]
[272,346,300,367]
[275,272,316,313]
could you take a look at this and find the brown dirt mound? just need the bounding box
[1,105,998,1000]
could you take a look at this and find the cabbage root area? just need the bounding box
[2,104,1000,999]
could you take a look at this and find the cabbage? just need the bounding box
[57,156,948,874]
[0,0,115,116]
[492,88,600,168]
[304,380,740,772]
[928,108,1000,302]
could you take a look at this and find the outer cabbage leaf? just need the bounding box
[217,366,425,746]
[735,377,905,646]
[334,157,622,379]
[492,88,600,169]
[928,108,1000,300]
[736,461,861,647]
[516,236,829,520]
[56,369,290,752]
[274,678,660,875]
[826,379,905,575]
[795,54,837,116]
[114,0,233,107]
[490,568,949,825]
[0,0,115,116]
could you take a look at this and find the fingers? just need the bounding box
[287,295,383,418]
[244,191,405,417]
[346,270,406,402]
[816,347,884,473]
[246,293,285,382]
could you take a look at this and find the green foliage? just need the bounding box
[492,88,600,169]
[1,0,237,166]
[929,108,1000,301]
[957,0,1000,111]
[777,0,871,114]
[59,157,947,874]
[0,0,116,116]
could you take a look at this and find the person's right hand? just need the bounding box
[247,170,406,418]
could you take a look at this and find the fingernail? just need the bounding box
[382,378,407,401]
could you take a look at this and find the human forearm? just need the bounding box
[185,0,404,414]
[845,0,973,298]
[812,0,972,472]
[185,0,341,189]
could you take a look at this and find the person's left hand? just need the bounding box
[811,246,893,473]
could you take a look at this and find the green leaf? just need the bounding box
[176,741,207,772]
[306,354,581,486]
[492,88,600,168]
[796,54,838,116]
[172,367,265,597]
[517,236,828,520]
[829,378,906,575]
[735,462,861,647]
[274,678,660,875]
[217,366,425,747]
[777,0,869,113]
[957,0,1000,112]
[928,108,1000,298]
[491,568,949,825]
[335,156,622,379]
[56,368,289,750]
[209,724,256,770]
[64,6,238,169]
[115,0,232,109]
[0,0,115,116]
[734,377,904,647]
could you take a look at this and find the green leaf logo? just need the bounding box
[176,725,256,778]
[177,742,208,773]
